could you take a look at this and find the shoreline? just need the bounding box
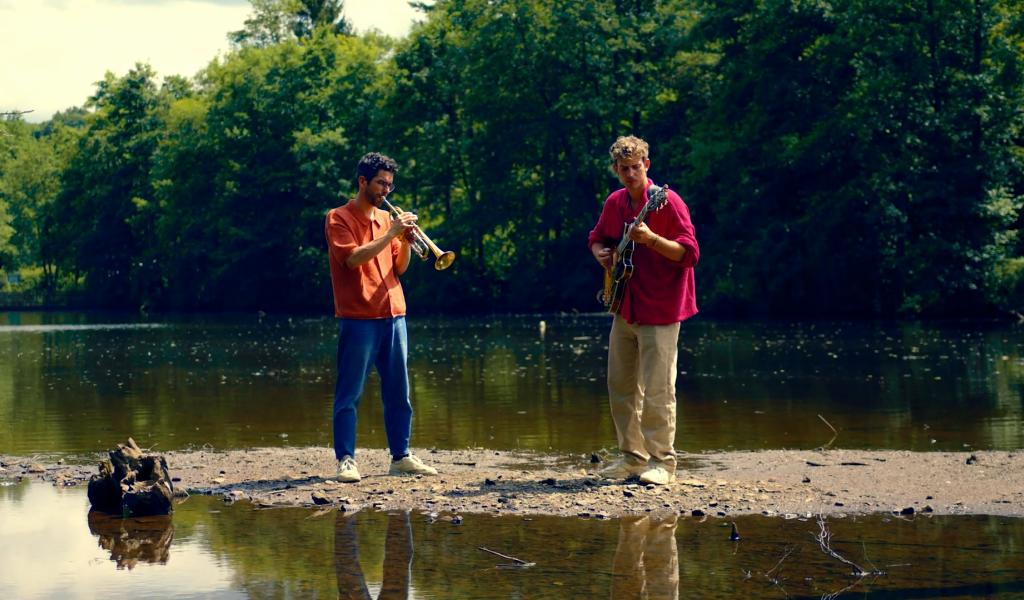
[3,447,1022,519]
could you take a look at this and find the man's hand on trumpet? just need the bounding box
[388,210,418,242]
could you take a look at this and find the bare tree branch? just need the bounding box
[817,414,838,449]
[814,514,866,575]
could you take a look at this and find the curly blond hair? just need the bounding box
[608,135,649,164]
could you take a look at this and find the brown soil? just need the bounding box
[3,447,1022,519]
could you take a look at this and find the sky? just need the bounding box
[0,0,424,122]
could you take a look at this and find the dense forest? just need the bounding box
[1,0,1022,317]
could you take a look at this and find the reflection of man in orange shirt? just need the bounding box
[335,510,413,600]
[325,152,437,483]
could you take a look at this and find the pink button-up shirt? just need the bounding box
[588,182,699,325]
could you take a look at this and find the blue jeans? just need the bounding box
[333,317,412,461]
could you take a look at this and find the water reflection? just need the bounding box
[0,311,1022,456]
[4,483,1024,598]
[86,512,174,570]
[612,514,679,600]
[335,510,412,600]
[0,481,237,599]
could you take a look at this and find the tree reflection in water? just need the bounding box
[335,510,412,600]
[612,514,679,600]
[86,511,174,570]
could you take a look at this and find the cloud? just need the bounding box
[107,0,249,5]
[0,0,249,120]
[0,0,423,121]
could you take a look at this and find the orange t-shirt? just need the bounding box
[325,200,407,318]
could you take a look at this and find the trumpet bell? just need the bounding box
[434,251,456,271]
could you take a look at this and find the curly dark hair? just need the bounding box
[356,152,398,182]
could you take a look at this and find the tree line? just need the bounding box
[1,0,1021,317]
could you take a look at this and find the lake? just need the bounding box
[1,312,1021,457]
[1,311,1022,599]
[2,480,1024,599]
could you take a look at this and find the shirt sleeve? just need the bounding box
[588,192,623,249]
[660,191,700,269]
[325,210,358,268]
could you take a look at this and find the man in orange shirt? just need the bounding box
[325,152,437,482]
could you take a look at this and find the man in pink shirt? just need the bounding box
[325,152,438,482]
[588,136,700,485]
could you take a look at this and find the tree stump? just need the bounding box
[87,438,174,517]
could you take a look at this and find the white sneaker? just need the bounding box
[598,458,647,480]
[336,456,361,483]
[639,465,674,485]
[389,454,438,476]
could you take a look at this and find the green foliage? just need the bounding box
[230,0,353,47]
[0,121,20,270]
[51,63,168,305]
[681,0,1024,316]
[385,0,689,310]
[141,29,391,309]
[992,256,1024,312]
[293,0,353,38]
[0,116,77,292]
[6,0,1023,317]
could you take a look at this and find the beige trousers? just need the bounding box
[607,314,680,472]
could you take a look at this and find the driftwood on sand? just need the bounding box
[87,438,174,517]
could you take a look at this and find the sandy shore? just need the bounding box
[3,447,1022,519]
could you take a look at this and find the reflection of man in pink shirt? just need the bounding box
[588,135,700,485]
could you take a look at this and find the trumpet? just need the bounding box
[381,197,456,271]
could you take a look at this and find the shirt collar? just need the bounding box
[345,199,382,225]
[620,180,658,214]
